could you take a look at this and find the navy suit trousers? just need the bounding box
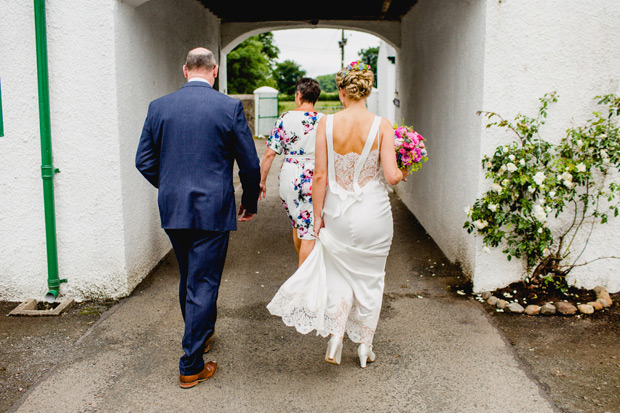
[165,229,230,376]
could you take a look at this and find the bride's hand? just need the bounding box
[401,169,409,182]
[259,182,267,200]
[313,216,325,238]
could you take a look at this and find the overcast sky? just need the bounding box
[271,28,382,78]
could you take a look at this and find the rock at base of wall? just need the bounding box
[577,304,595,315]
[506,302,525,314]
[588,301,603,311]
[497,299,508,309]
[524,305,541,316]
[541,303,557,315]
[487,296,498,306]
[554,301,578,315]
[593,286,613,308]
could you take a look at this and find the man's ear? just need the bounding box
[183,65,189,78]
[213,65,218,79]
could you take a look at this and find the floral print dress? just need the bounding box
[267,111,324,240]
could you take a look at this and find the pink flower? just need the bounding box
[301,181,312,195]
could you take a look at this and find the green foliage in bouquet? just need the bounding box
[464,93,620,290]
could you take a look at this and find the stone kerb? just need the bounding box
[477,286,614,317]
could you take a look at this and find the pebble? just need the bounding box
[487,296,499,306]
[577,304,595,315]
[593,286,613,307]
[541,303,557,315]
[588,301,603,311]
[481,291,492,300]
[506,302,525,313]
[524,305,541,316]
[554,301,578,315]
[497,299,508,309]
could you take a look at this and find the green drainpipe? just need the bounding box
[34,0,67,303]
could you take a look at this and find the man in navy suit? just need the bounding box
[136,47,260,389]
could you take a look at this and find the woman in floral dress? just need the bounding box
[260,78,324,267]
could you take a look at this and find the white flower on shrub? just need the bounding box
[502,179,510,187]
[543,248,550,255]
[499,165,507,174]
[549,190,556,198]
[533,204,547,223]
[464,206,473,216]
[576,163,586,172]
[560,171,573,182]
[491,183,502,192]
[473,219,489,230]
[533,171,546,186]
[488,203,498,212]
[508,154,516,161]
[528,186,536,193]
[520,158,526,166]
[506,162,518,172]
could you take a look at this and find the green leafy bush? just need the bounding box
[464,93,620,290]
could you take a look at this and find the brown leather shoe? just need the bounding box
[179,361,217,389]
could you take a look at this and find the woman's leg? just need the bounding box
[292,228,301,256]
[298,239,315,267]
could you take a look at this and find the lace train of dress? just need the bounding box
[267,114,393,346]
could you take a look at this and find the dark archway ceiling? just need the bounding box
[197,0,418,22]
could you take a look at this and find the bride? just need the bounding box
[267,61,407,368]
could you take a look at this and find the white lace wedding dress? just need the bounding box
[267,114,393,346]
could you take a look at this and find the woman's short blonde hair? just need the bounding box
[336,62,374,100]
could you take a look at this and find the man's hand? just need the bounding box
[238,204,255,222]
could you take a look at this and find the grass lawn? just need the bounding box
[278,101,343,115]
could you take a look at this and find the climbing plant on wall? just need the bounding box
[464,93,620,293]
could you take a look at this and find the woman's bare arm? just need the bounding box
[259,147,278,200]
[379,118,407,185]
[312,116,328,236]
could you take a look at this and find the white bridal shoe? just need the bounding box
[357,343,376,368]
[325,335,343,365]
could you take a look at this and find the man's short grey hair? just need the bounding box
[185,49,217,71]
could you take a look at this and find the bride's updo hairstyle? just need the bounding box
[336,61,374,101]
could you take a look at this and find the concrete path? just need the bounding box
[11,142,557,412]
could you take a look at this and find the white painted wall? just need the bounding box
[114,0,220,293]
[396,0,487,282]
[397,0,620,293]
[377,41,396,123]
[0,0,220,301]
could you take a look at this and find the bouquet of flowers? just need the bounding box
[394,124,428,173]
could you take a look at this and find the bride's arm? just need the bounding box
[312,117,328,236]
[379,118,408,185]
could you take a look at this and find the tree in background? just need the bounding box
[358,46,379,87]
[316,74,337,93]
[273,60,306,95]
[227,33,279,94]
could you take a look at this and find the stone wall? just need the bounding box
[230,94,256,136]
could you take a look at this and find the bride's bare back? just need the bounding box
[331,109,380,154]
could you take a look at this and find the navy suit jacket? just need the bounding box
[135,81,261,231]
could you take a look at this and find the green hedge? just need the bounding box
[279,91,340,102]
